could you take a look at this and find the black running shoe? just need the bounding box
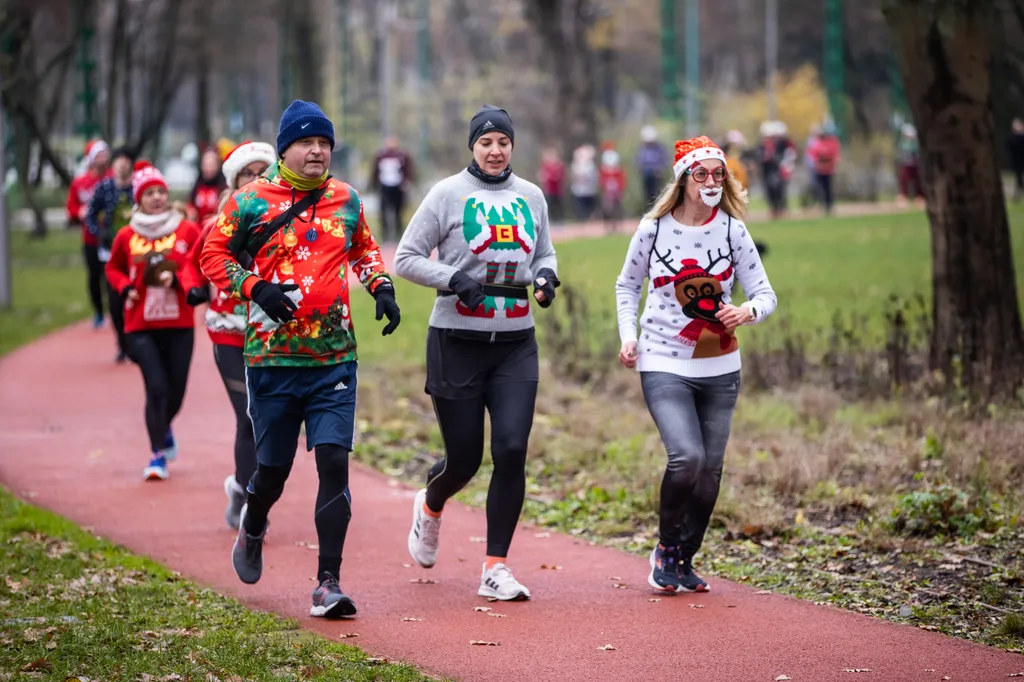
[231,504,266,585]
[310,573,357,619]
[648,544,684,593]
[678,557,709,592]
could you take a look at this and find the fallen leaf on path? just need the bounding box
[775,676,791,681]
[923,670,935,673]
[755,590,772,595]
[942,677,951,681]
[294,541,319,550]
[649,598,661,603]
[470,640,500,646]
[488,613,506,618]
[366,657,390,665]
[612,583,628,589]
[842,669,871,673]
[609,576,622,581]
[486,597,498,602]
[534,532,551,538]
[1008,673,1024,678]
[727,605,737,608]
[597,644,616,651]
[402,563,412,568]
[473,606,492,612]
[19,659,52,673]
[88,449,103,460]
[469,536,486,543]
[338,633,359,639]
[409,578,437,584]
[401,617,424,622]
[689,604,704,609]
[540,564,562,570]
[919,625,939,631]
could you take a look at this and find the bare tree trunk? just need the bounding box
[32,46,74,186]
[129,0,186,156]
[524,0,599,158]
[104,0,128,141]
[14,117,47,239]
[884,0,1024,400]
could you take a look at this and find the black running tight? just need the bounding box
[425,382,537,558]
[125,328,194,452]
[213,344,257,489]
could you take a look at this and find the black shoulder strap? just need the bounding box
[233,178,331,260]
[648,217,661,271]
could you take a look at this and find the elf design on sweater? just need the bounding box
[615,208,777,378]
[461,189,536,319]
[200,162,392,367]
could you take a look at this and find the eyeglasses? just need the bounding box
[686,166,727,183]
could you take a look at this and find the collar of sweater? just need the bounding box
[130,210,182,240]
[460,167,516,191]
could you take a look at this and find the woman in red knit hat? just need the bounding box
[187,140,277,527]
[105,160,202,481]
[614,135,778,594]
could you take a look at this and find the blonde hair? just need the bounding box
[645,172,748,222]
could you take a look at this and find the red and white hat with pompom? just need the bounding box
[132,160,167,205]
[221,140,277,189]
[672,136,727,180]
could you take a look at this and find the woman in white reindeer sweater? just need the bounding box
[615,135,777,594]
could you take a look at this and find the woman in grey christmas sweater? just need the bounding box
[393,105,559,602]
[614,135,778,594]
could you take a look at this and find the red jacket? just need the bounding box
[191,217,246,348]
[809,135,841,175]
[599,166,627,199]
[105,218,202,333]
[66,170,111,246]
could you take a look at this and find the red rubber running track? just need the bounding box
[2,230,1021,681]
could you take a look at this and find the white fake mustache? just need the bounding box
[700,187,723,207]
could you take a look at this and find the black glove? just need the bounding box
[250,280,299,324]
[532,268,560,308]
[186,286,210,306]
[448,271,486,312]
[373,285,401,336]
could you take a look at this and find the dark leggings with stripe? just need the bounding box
[212,343,257,489]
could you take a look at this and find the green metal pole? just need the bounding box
[684,0,699,137]
[824,0,846,140]
[418,0,430,166]
[75,8,99,140]
[660,0,680,122]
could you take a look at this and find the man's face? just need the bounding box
[282,137,332,178]
[112,156,133,180]
[1014,118,1024,134]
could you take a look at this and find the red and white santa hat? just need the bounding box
[672,135,727,180]
[84,139,110,167]
[221,140,277,189]
[132,160,168,205]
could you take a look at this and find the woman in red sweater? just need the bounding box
[106,161,201,481]
[186,141,277,527]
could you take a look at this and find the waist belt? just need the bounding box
[437,283,529,300]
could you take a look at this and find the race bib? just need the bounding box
[143,287,180,322]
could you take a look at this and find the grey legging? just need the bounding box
[641,370,740,560]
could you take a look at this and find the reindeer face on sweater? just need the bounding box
[652,249,734,323]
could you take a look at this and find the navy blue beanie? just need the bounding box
[277,100,335,156]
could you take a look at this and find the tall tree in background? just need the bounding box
[524,0,598,156]
[883,0,1024,399]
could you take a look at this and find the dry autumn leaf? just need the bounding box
[649,598,661,603]
[775,676,791,681]
[401,617,424,622]
[755,590,772,595]
[20,659,52,673]
[609,576,622,581]
[469,640,500,646]
[842,669,872,673]
[409,578,437,584]
[294,541,319,551]
[1009,673,1024,678]
[540,564,562,570]
[469,536,486,543]
[688,604,704,609]
[473,606,492,612]
[366,657,390,665]
[338,633,359,639]
[597,644,616,651]
[534,532,551,538]
[488,613,506,618]
[612,583,628,589]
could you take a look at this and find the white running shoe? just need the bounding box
[478,562,531,601]
[224,475,246,530]
[408,488,441,568]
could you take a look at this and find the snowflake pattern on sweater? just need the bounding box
[615,208,778,378]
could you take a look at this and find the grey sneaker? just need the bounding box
[310,573,357,619]
[231,504,266,585]
[224,475,246,530]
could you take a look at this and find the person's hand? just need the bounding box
[122,286,140,302]
[186,286,210,306]
[77,205,89,221]
[716,304,753,332]
[532,268,560,308]
[158,271,177,288]
[250,280,299,323]
[619,340,638,369]
[373,286,401,336]
[448,272,486,312]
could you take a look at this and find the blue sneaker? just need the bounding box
[143,455,169,481]
[648,544,684,593]
[160,429,177,462]
[92,314,105,329]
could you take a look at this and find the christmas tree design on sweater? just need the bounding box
[459,189,536,318]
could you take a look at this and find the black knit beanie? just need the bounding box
[468,105,514,150]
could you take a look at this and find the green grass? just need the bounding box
[349,205,1024,364]
[0,488,436,682]
[0,230,92,357]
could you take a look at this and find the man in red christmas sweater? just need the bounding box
[67,139,112,328]
[201,100,401,619]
